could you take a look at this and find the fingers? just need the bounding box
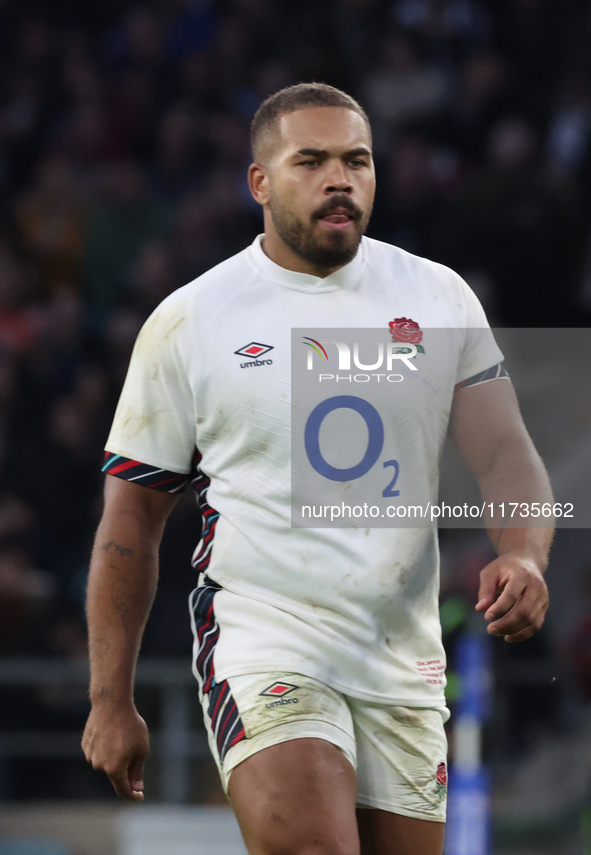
[90,750,146,801]
[475,594,496,612]
[477,558,548,642]
[81,710,149,801]
[486,584,548,641]
[503,625,539,643]
[128,753,146,799]
[487,598,546,640]
[108,760,145,801]
[484,587,521,625]
[475,569,499,612]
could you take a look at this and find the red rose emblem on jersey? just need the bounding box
[389,317,423,345]
[436,762,447,787]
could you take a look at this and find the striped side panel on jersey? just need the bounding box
[190,449,220,575]
[455,363,510,391]
[190,579,246,759]
[190,579,221,693]
[102,452,189,493]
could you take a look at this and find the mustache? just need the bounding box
[312,195,363,221]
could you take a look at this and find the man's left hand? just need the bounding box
[475,553,549,642]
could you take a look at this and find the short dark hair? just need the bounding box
[250,82,371,163]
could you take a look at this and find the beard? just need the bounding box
[268,191,371,271]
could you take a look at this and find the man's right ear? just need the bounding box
[248,163,270,206]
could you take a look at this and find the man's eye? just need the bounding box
[298,160,320,168]
[349,159,366,168]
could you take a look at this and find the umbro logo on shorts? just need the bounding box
[235,342,274,369]
[260,681,299,697]
[260,681,300,708]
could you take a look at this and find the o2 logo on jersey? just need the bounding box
[304,395,400,497]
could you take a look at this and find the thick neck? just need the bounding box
[249,234,364,294]
[260,209,347,278]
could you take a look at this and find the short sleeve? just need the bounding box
[105,296,196,475]
[455,277,504,385]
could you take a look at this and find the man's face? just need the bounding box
[264,107,376,271]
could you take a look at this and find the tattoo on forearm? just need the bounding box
[98,685,115,699]
[101,541,133,557]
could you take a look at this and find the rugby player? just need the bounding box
[82,84,553,855]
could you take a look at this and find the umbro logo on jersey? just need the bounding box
[235,342,274,368]
[260,681,300,708]
[235,342,273,358]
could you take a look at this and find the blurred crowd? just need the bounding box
[1,0,591,797]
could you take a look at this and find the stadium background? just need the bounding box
[0,0,590,852]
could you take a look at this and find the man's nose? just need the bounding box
[324,160,352,194]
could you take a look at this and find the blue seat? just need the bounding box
[0,841,73,855]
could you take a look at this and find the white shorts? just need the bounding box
[198,671,449,823]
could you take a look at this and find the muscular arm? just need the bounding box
[82,475,179,799]
[450,378,554,642]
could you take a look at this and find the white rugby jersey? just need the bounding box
[104,235,503,706]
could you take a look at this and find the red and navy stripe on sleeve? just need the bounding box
[103,450,220,575]
[102,452,189,493]
[455,363,509,391]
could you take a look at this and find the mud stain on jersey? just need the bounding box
[394,708,424,729]
[120,406,164,439]
[249,434,272,457]
[385,636,397,653]
[376,559,402,594]
[160,316,186,340]
[397,566,410,587]
[135,312,187,359]
[371,707,429,757]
